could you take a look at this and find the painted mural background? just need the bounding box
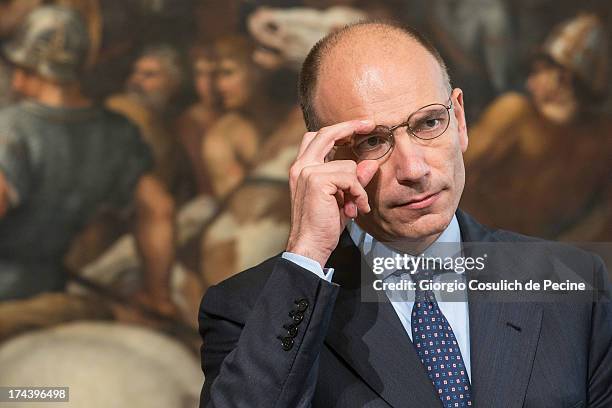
[0,1,609,406]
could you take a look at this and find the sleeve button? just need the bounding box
[284,323,298,338]
[289,311,304,324]
[294,298,309,312]
[281,336,294,351]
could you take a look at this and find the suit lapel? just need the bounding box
[467,293,543,407]
[458,210,543,407]
[324,232,443,408]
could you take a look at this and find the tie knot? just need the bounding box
[390,263,439,302]
[391,258,448,281]
[414,260,447,283]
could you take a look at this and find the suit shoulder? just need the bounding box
[490,228,605,283]
[491,227,597,259]
[489,228,544,243]
[200,255,280,321]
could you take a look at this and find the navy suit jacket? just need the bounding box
[199,210,612,407]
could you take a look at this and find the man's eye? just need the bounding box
[425,119,441,128]
[413,116,444,132]
[355,136,385,151]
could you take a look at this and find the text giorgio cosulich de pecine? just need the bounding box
[370,254,587,293]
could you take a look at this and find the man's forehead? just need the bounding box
[314,37,446,125]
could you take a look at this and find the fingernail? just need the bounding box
[359,120,372,125]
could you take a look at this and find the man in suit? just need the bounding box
[198,21,612,407]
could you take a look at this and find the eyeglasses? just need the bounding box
[349,97,453,161]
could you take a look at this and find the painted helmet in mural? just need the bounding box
[2,5,89,83]
[542,13,609,95]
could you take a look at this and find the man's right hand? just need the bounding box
[286,120,380,268]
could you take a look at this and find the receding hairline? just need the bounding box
[320,22,429,61]
[298,21,451,131]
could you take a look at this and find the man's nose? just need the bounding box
[390,129,430,183]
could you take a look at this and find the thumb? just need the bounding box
[356,160,379,187]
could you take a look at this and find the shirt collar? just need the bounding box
[347,214,462,281]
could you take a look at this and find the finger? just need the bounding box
[334,190,345,208]
[347,180,371,214]
[343,188,370,216]
[296,131,318,158]
[305,159,358,174]
[291,133,328,184]
[324,146,337,163]
[336,190,368,218]
[328,173,371,215]
[356,160,380,187]
[343,201,357,219]
[291,159,358,189]
[342,189,360,219]
[299,165,371,214]
[300,119,375,164]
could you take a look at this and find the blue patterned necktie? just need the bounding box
[410,267,473,407]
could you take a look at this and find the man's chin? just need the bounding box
[393,213,447,240]
[365,210,451,244]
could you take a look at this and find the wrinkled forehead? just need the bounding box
[314,37,448,127]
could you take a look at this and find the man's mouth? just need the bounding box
[393,191,442,210]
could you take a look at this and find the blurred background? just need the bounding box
[0,0,609,407]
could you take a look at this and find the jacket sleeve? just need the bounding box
[199,257,340,407]
[587,255,612,407]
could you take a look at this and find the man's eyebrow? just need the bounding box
[384,111,413,129]
[394,103,448,124]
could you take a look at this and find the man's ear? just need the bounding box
[452,88,468,152]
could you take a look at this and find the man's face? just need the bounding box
[315,39,468,243]
[215,57,252,110]
[194,57,216,103]
[127,56,178,111]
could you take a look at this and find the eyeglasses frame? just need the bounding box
[350,96,454,161]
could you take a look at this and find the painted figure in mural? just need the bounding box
[0,6,176,324]
[425,0,515,121]
[0,0,103,108]
[79,32,300,316]
[198,6,365,289]
[107,44,186,194]
[175,44,221,197]
[200,35,261,198]
[462,13,611,241]
[75,49,223,327]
